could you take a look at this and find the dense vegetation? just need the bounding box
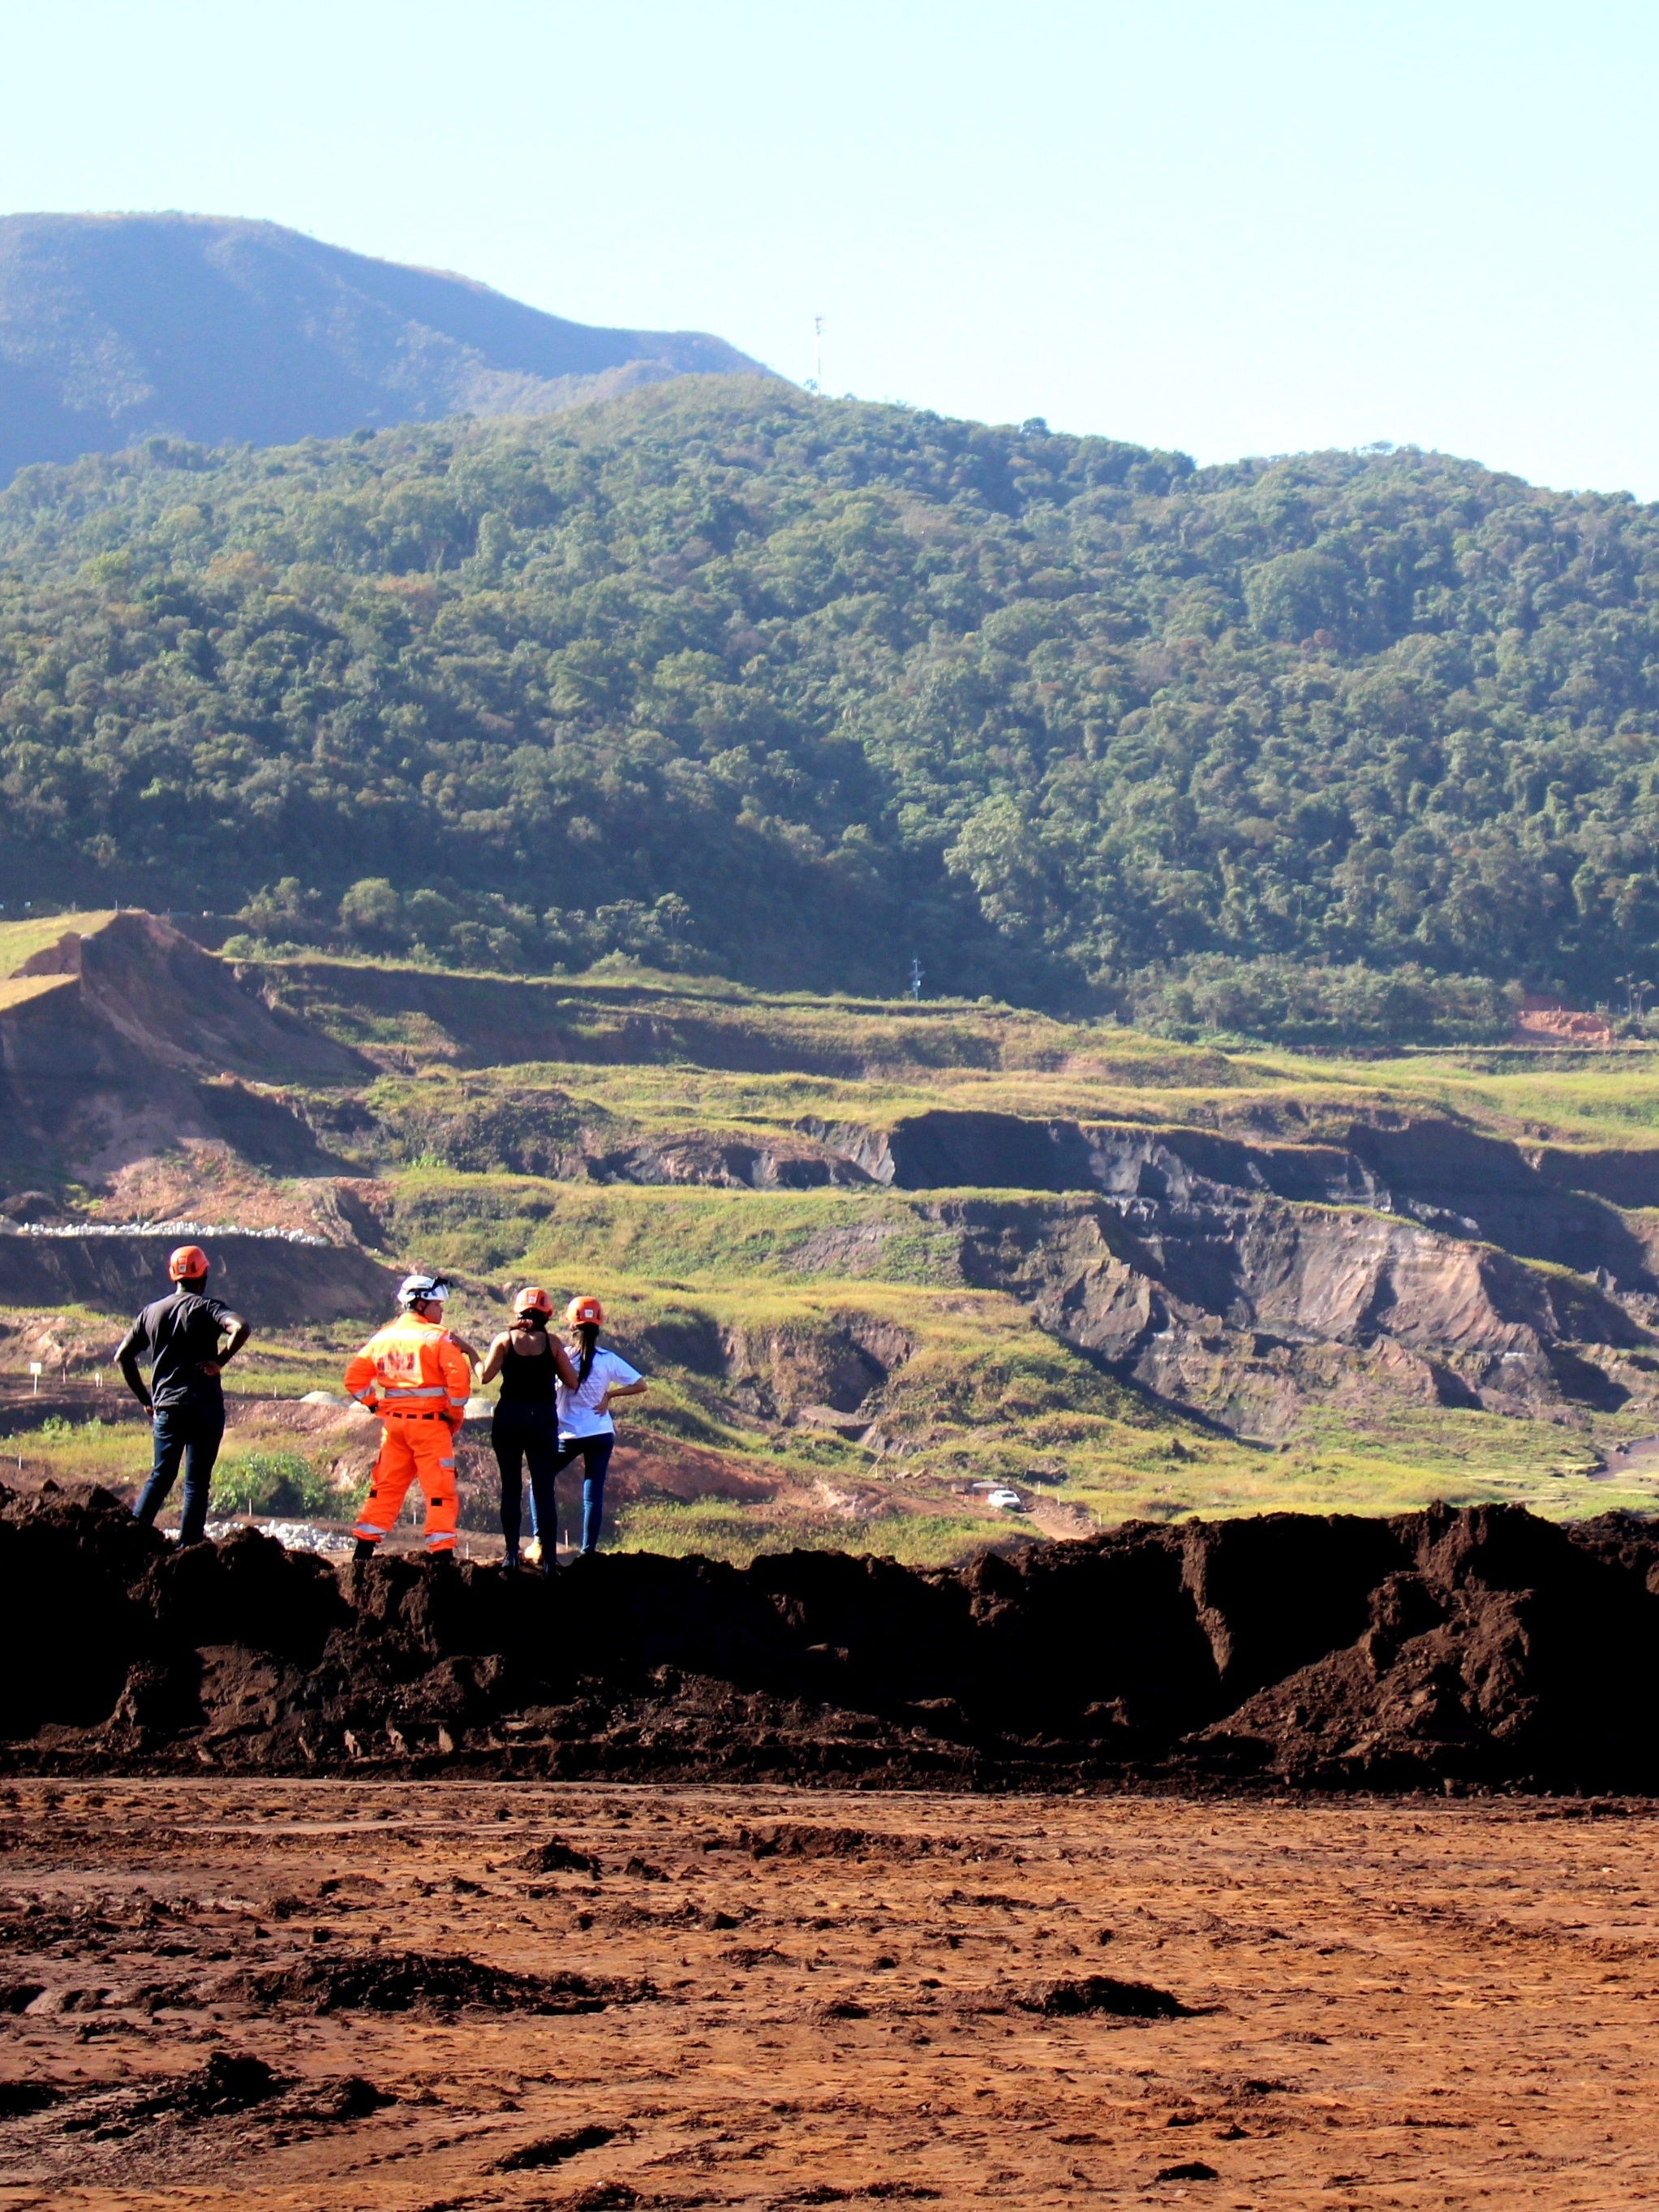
[2,374,1657,1035]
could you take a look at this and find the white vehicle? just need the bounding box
[986,1487,1024,1512]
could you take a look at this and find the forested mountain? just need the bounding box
[1,373,1656,1038]
[0,213,767,480]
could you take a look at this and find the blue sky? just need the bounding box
[6,0,1657,494]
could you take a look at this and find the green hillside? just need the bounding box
[3,375,1658,1037]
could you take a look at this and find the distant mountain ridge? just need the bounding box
[0,211,773,478]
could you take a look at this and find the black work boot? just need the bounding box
[352,1539,378,1562]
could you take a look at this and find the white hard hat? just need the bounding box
[398,1272,450,1305]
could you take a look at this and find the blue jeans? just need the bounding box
[492,1406,560,1564]
[549,1433,614,1554]
[133,1401,224,1547]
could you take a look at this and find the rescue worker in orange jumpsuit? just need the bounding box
[344,1272,472,1560]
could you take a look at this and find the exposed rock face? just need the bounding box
[789,1112,1659,1434]
[346,1091,1659,1432]
[714,1316,911,1426]
[814,1107,1659,1275]
[620,1306,909,1435]
[589,1136,867,1190]
[8,1491,1659,1792]
[46,915,359,1084]
[935,1190,1656,1434]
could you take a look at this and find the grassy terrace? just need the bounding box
[260,954,1247,1074]
[0,910,114,973]
[251,950,1659,1156]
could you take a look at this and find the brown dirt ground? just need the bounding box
[0,1784,1653,2209]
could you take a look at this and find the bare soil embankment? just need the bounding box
[0,911,362,1190]
[8,1492,1659,1791]
[0,1233,396,1328]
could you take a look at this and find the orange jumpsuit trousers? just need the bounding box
[354,1418,459,1553]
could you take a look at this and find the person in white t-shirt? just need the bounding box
[549,1294,646,1555]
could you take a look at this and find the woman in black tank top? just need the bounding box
[478,1289,577,1572]
[496,1339,557,1408]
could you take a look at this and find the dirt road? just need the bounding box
[0,1783,1653,2209]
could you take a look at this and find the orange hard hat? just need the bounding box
[565,1294,604,1328]
[514,1286,553,1316]
[168,1244,209,1280]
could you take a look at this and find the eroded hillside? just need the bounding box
[5,914,1659,1551]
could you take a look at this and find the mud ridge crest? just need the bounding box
[5,1490,1659,1790]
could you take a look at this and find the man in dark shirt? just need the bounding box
[117,1244,250,1547]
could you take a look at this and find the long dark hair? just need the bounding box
[574,1320,600,1384]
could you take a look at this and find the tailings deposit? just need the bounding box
[6,1488,1659,1791]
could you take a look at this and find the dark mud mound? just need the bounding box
[4,1492,1659,1790]
[998,1976,1190,2020]
[131,2051,284,2119]
[518,1838,601,1876]
[495,2124,619,2171]
[231,1948,649,2015]
[731,1823,944,1861]
[1188,1507,1659,1788]
[0,2051,394,2189]
[0,2085,57,2118]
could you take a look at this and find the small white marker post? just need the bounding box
[28,1363,41,1397]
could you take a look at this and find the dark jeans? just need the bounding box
[133,1401,225,1547]
[492,1406,560,1565]
[550,1432,614,1555]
